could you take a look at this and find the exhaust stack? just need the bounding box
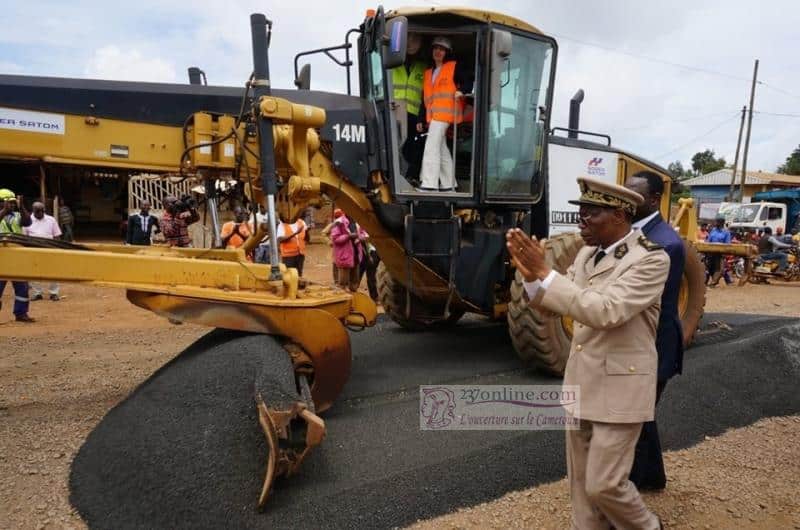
[568,89,584,139]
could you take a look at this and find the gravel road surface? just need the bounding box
[68,313,800,529]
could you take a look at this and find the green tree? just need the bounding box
[777,145,800,175]
[667,161,685,181]
[691,149,726,175]
[666,160,693,197]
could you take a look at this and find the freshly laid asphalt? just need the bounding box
[70,313,800,530]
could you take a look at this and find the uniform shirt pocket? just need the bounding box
[605,353,652,375]
[604,353,655,415]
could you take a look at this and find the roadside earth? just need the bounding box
[1,238,798,529]
[409,416,800,530]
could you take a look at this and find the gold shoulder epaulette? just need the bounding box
[638,235,663,251]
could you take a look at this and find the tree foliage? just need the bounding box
[667,161,690,181]
[777,144,800,175]
[666,161,694,196]
[691,149,726,175]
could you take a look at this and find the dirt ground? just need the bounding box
[1,237,798,529]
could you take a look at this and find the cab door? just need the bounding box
[483,28,556,204]
[358,8,406,192]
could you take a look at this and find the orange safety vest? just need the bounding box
[423,61,464,124]
[278,220,306,257]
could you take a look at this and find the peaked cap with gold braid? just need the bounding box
[567,177,644,216]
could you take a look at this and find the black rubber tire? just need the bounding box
[507,232,585,376]
[680,240,706,348]
[376,261,464,330]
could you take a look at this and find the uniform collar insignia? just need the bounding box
[614,243,628,259]
[638,234,663,251]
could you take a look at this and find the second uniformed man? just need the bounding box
[507,177,666,530]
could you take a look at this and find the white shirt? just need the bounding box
[631,211,659,231]
[431,65,442,84]
[522,230,634,300]
[25,214,61,239]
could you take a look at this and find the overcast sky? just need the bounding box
[3,0,799,173]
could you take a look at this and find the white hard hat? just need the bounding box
[431,36,452,52]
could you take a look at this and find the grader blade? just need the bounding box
[253,345,326,508]
[125,290,372,412]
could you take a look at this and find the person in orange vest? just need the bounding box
[416,35,472,192]
[277,214,308,275]
[220,206,254,259]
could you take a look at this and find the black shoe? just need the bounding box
[414,186,439,192]
[15,314,36,323]
[638,481,666,492]
[49,294,60,301]
[31,294,43,301]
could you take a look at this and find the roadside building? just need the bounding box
[683,169,800,220]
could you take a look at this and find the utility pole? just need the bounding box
[727,105,747,201]
[738,59,759,202]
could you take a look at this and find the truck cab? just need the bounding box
[724,201,788,234]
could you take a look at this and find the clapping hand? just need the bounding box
[505,228,550,282]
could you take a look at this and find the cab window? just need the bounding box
[486,34,553,197]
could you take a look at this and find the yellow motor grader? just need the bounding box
[0,7,722,506]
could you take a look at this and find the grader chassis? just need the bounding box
[0,7,725,506]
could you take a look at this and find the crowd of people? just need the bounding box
[1,188,385,324]
[0,189,74,322]
[697,217,799,286]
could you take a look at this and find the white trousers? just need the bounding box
[31,282,59,297]
[420,120,455,190]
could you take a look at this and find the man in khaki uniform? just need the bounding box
[507,177,667,530]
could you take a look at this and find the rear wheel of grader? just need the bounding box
[507,232,585,376]
[376,261,465,330]
[679,240,706,347]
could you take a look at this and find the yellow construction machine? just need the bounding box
[0,7,722,506]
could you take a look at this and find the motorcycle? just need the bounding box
[751,247,800,283]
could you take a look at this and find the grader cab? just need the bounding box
[0,7,711,506]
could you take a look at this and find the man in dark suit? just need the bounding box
[126,200,160,246]
[625,170,685,491]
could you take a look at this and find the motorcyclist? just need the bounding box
[757,226,794,271]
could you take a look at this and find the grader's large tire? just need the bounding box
[507,232,585,376]
[376,261,465,330]
[678,240,706,347]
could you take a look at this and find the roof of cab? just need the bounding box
[386,6,542,35]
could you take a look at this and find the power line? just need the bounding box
[754,110,800,118]
[553,32,800,103]
[653,112,741,160]
[615,110,739,132]
[758,82,800,101]
[551,32,752,82]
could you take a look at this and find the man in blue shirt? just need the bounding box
[705,216,731,286]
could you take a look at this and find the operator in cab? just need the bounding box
[391,32,426,146]
[416,36,472,192]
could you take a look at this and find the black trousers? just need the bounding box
[283,254,305,276]
[629,379,668,489]
[359,249,380,301]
